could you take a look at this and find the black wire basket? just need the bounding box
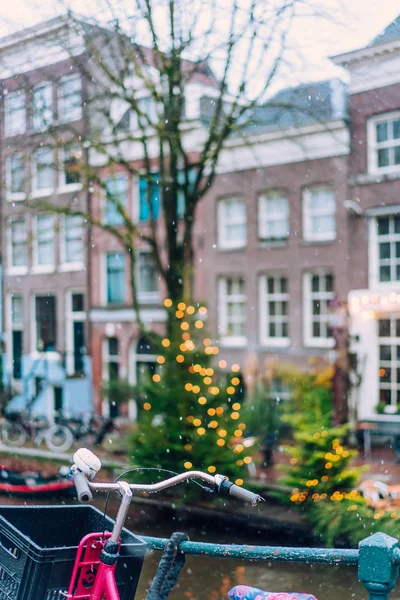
[0,505,146,600]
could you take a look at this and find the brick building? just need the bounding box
[1,14,400,424]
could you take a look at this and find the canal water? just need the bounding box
[0,494,382,600]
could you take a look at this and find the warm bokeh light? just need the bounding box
[219,360,227,368]
[243,457,251,464]
[178,302,186,311]
[227,386,235,395]
[193,364,201,372]
[157,356,165,364]
[195,320,204,329]
[182,332,191,340]
[215,407,224,416]
[232,403,241,410]
[197,427,206,435]
[152,374,161,382]
[185,383,193,391]
[231,377,240,385]
[235,479,243,486]
[238,423,246,430]
[198,397,207,405]
[180,343,187,352]
[186,306,195,315]
[234,444,244,453]
[218,429,227,437]
[231,412,240,420]
[207,408,216,416]
[203,376,212,385]
[176,355,185,363]
[206,368,214,376]
[199,307,207,316]
[184,461,193,469]
[209,386,220,395]
[184,444,192,451]
[209,421,218,428]
[208,466,216,473]
[205,347,213,355]
[193,418,201,427]
[234,430,242,437]
[203,338,211,346]
[217,439,225,446]
[162,338,171,347]
[181,322,189,330]
[164,298,173,307]
[143,403,152,410]
[231,364,240,372]
[192,385,200,393]
[176,310,185,319]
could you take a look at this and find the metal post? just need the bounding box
[359,533,399,600]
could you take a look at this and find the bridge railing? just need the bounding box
[142,532,400,600]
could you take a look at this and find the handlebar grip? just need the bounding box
[74,470,92,503]
[228,484,263,506]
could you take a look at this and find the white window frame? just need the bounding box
[137,249,159,303]
[258,191,289,242]
[58,73,82,123]
[377,316,400,409]
[303,186,336,242]
[30,293,57,353]
[7,294,24,383]
[217,197,247,250]
[31,147,54,198]
[32,82,53,132]
[65,290,86,376]
[303,271,335,348]
[4,90,26,137]
[7,217,28,276]
[259,275,290,347]
[32,214,55,274]
[102,174,129,225]
[368,111,400,175]
[369,211,400,289]
[59,215,85,272]
[5,152,25,201]
[57,145,83,193]
[103,251,126,306]
[218,276,247,347]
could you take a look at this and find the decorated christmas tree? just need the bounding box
[131,300,252,486]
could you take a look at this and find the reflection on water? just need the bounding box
[0,494,394,600]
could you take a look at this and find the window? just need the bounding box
[105,175,128,225]
[304,272,334,347]
[4,91,26,136]
[259,275,289,346]
[218,277,246,345]
[106,253,125,304]
[33,147,53,194]
[131,96,157,127]
[369,112,400,173]
[8,218,27,270]
[35,295,57,351]
[303,186,336,242]
[11,295,23,379]
[139,174,160,221]
[371,214,400,284]
[378,318,400,408]
[218,198,246,249]
[61,215,84,267]
[137,251,159,302]
[58,74,82,122]
[32,83,53,131]
[60,145,83,188]
[103,337,120,417]
[258,192,289,241]
[6,153,25,199]
[34,215,55,268]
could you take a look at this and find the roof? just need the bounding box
[231,78,348,136]
[369,14,400,47]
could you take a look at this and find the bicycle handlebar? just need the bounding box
[71,448,264,506]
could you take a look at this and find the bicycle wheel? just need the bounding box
[2,422,27,446]
[45,425,74,453]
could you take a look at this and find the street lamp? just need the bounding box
[328,296,349,426]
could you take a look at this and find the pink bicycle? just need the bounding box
[0,448,263,599]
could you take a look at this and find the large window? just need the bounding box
[372,214,400,284]
[6,153,25,199]
[58,74,82,122]
[139,174,160,221]
[60,145,83,188]
[303,186,336,242]
[378,317,400,408]
[131,96,158,128]
[105,175,128,225]
[35,295,57,351]
[32,83,53,131]
[218,198,246,249]
[106,253,126,305]
[8,218,27,270]
[258,192,289,241]
[11,295,23,379]
[4,91,26,137]
[137,251,159,302]
[33,147,53,194]
[259,275,289,346]
[369,112,400,173]
[304,272,334,347]
[218,277,246,345]
[61,215,84,268]
[34,215,55,268]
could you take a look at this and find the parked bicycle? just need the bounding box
[5,412,74,453]
[0,447,263,599]
[0,416,26,446]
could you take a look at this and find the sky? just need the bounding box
[0,0,399,88]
